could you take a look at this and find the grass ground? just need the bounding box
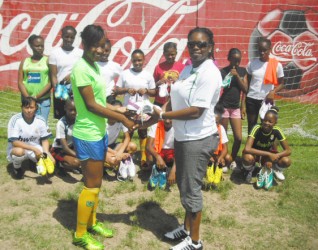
[0,91,317,249]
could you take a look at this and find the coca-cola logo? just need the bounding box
[272,41,314,58]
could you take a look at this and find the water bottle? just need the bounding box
[222,72,232,88]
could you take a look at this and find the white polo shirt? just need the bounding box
[170,59,221,141]
[98,60,123,97]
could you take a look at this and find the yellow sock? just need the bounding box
[76,187,100,237]
[87,194,99,228]
[140,138,147,163]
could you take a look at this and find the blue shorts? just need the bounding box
[73,134,108,161]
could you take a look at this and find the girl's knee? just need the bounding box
[242,154,254,165]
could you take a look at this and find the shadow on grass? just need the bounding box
[53,200,179,240]
[98,201,179,240]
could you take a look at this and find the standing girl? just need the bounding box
[71,25,134,250]
[220,48,248,170]
[18,35,51,122]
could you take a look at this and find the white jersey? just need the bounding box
[49,47,83,82]
[7,113,52,156]
[117,69,156,106]
[246,58,284,100]
[52,116,74,148]
[171,59,221,141]
[98,60,123,97]
[148,123,175,149]
[107,122,128,145]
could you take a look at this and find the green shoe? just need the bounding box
[256,168,266,188]
[73,232,104,250]
[88,221,113,238]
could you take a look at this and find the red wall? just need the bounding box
[0,0,317,101]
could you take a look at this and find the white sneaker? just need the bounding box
[169,236,203,250]
[273,164,285,181]
[229,161,237,170]
[164,224,189,241]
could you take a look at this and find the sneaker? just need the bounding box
[43,153,55,174]
[54,84,64,99]
[12,167,25,179]
[158,170,167,189]
[149,165,160,188]
[273,164,285,181]
[72,232,104,250]
[213,165,223,184]
[88,221,113,238]
[126,157,136,179]
[164,224,190,241]
[61,85,70,100]
[118,160,128,180]
[256,168,266,188]
[229,161,237,170]
[264,168,274,190]
[169,236,203,250]
[206,163,215,184]
[36,157,47,176]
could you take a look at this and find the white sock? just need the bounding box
[12,155,27,169]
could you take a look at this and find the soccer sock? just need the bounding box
[11,155,27,169]
[140,138,147,163]
[76,187,99,237]
[87,192,100,228]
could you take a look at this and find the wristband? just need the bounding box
[159,111,164,120]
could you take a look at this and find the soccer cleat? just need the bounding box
[72,232,104,250]
[206,163,215,184]
[54,84,64,99]
[43,153,55,174]
[273,164,285,181]
[158,170,167,189]
[213,165,223,184]
[149,165,160,188]
[256,168,266,188]
[61,85,70,100]
[164,224,190,241]
[264,168,274,190]
[88,221,113,238]
[36,157,47,176]
[169,236,203,250]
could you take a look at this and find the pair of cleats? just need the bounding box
[36,153,55,176]
[73,221,113,250]
[117,156,135,182]
[149,164,167,190]
[206,163,223,185]
[256,167,274,190]
[55,83,70,100]
[164,225,203,250]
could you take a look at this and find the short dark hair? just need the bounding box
[28,34,43,46]
[188,27,215,60]
[21,96,37,107]
[163,42,177,52]
[131,49,144,57]
[227,48,241,60]
[258,37,271,48]
[61,25,77,36]
[265,106,279,120]
[214,102,224,115]
[81,25,105,49]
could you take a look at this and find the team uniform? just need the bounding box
[22,56,51,122]
[220,66,247,118]
[98,60,122,100]
[171,59,221,212]
[153,61,185,106]
[49,47,83,119]
[50,116,74,162]
[7,113,51,163]
[71,58,108,161]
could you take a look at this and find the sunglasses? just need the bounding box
[187,41,209,49]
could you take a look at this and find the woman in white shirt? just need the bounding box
[153,27,222,250]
